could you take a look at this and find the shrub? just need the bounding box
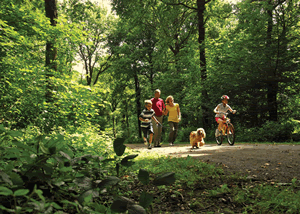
[240,120,295,142]
[173,126,198,142]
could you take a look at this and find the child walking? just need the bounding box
[139,100,160,149]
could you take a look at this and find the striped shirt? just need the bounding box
[139,108,155,128]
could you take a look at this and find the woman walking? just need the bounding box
[164,96,181,146]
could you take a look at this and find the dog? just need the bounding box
[189,128,206,149]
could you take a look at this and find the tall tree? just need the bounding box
[165,0,212,127]
[45,0,58,101]
[63,0,114,86]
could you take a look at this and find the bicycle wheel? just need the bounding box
[215,129,223,145]
[227,124,235,146]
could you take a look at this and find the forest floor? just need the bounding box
[126,143,300,183]
[125,143,300,213]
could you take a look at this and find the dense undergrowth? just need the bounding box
[1,124,300,213]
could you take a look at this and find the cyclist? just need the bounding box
[214,95,236,136]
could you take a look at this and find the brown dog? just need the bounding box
[189,128,206,149]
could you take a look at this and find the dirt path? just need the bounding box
[126,143,300,183]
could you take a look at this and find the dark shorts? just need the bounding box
[141,125,154,138]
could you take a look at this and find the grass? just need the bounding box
[121,144,300,213]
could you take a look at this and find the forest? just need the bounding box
[1,0,300,213]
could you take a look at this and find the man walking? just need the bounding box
[151,89,165,147]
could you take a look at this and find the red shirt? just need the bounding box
[151,98,165,116]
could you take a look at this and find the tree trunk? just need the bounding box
[45,0,57,101]
[134,68,142,138]
[197,0,209,128]
[266,2,278,121]
[112,116,116,138]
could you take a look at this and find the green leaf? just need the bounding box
[39,141,49,154]
[128,204,147,214]
[98,176,120,190]
[34,187,45,202]
[138,169,149,185]
[8,172,23,186]
[61,200,78,207]
[0,170,13,186]
[50,202,62,209]
[110,196,134,213]
[78,189,93,204]
[94,203,106,212]
[14,189,29,196]
[59,151,71,160]
[139,191,153,208]
[0,187,13,196]
[113,138,126,156]
[153,172,176,186]
[102,158,115,163]
[121,154,138,163]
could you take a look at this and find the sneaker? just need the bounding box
[169,143,173,146]
[154,144,161,147]
[148,144,152,149]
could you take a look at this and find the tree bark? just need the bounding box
[266,1,278,121]
[134,68,142,138]
[197,0,209,128]
[45,0,57,101]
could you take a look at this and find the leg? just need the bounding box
[172,122,179,144]
[141,128,148,144]
[156,116,163,145]
[149,133,153,145]
[217,119,223,130]
[168,122,175,145]
[151,118,158,146]
[148,125,154,149]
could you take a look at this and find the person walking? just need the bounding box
[164,95,181,146]
[151,89,165,147]
[139,100,160,149]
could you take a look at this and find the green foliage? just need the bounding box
[233,183,300,213]
[239,120,295,142]
[0,125,178,213]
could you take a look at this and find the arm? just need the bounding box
[177,104,181,122]
[164,105,169,115]
[229,108,237,114]
[228,105,236,114]
[152,116,160,124]
[214,105,219,114]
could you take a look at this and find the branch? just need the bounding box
[93,54,112,85]
[162,0,197,10]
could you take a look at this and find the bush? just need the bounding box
[240,120,295,142]
[174,126,198,142]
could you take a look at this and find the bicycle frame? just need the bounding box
[215,113,235,146]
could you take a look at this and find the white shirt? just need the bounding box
[214,103,233,118]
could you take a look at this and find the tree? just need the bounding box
[45,0,58,101]
[63,0,115,86]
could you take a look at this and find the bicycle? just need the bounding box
[215,112,235,146]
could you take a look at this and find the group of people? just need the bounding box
[139,89,236,149]
[139,89,181,149]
